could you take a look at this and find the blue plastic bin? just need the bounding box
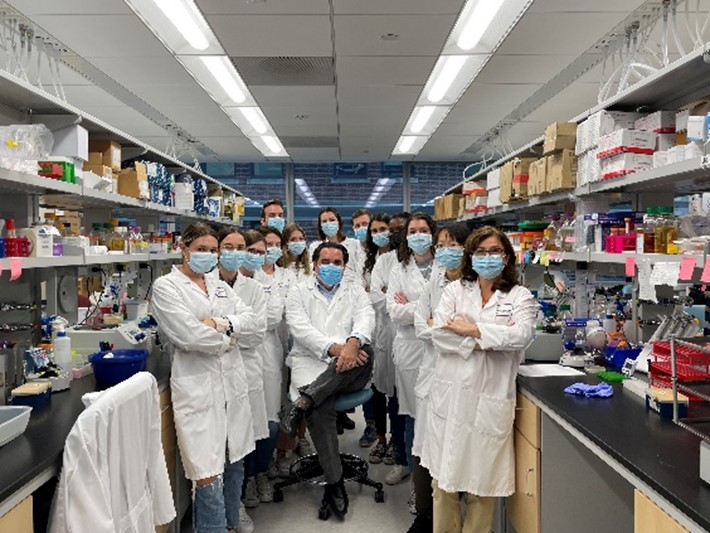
[604,346,642,369]
[89,349,149,387]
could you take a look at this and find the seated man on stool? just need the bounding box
[280,242,375,518]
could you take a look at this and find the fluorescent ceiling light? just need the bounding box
[201,56,246,104]
[262,135,283,154]
[428,56,467,103]
[240,108,267,134]
[154,0,209,51]
[397,136,417,153]
[410,106,437,133]
[456,0,505,51]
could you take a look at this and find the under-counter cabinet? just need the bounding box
[0,496,32,533]
[635,490,689,533]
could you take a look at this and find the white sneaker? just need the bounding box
[385,464,410,485]
[256,472,274,503]
[297,436,313,456]
[243,477,260,508]
[277,452,296,478]
[237,502,254,533]
[407,479,417,514]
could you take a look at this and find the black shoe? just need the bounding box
[324,478,349,518]
[279,402,307,438]
[407,513,433,533]
[337,411,356,431]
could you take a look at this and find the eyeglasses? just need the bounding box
[472,248,505,258]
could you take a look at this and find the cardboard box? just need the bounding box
[500,161,513,204]
[441,194,464,220]
[635,111,675,133]
[543,122,577,155]
[88,140,122,172]
[546,150,577,191]
[597,129,655,158]
[512,157,537,198]
[600,153,653,179]
[87,152,103,166]
[117,162,149,199]
[462,181,486,195]
[528,158,548,196]
[82,163,113,178]
[52,125,89,161]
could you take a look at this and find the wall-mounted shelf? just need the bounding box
[0,251,182,272]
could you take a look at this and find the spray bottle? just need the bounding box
[52,317,72,377]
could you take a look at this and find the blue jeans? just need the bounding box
[404,415,415,473]
[362,397,374,422]
[246,421,279,478]
[388,393,408,467]
[193,458,243,533]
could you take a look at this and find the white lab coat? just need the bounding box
[49,372,175,533]
[254,266,293,421]
[420,281,537,496]
[412,269,450,458]
[387,256,442,417]
[231,273,269,439]
[369,251,398,396]
[308,237,363,285]
[150,267,258,480]
[286,278,375,397]
[286,263,311,285]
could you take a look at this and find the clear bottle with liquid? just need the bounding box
[108,225,125,253]
[641,207,657,254]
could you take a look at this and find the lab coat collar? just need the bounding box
[310,277,344,305]
[466,280,501,312]
[171,265,218,298]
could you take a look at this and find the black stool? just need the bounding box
[273,388,385,520]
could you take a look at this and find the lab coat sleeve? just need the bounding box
[369,256,388,310]
[386,265,417,325]
[431,283,479,360]
[476,288,538,351]
[285,285,337,358]
[350,283,375,343]
[414,282,434,341]
[149,383,177,525]
[237,291,267,350]
[150,278,230,355]
[264,285,286,331]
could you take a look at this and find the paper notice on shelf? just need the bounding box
[625,256,636,277]
[638,259,657,302]
[679,256,697,281]
[701,259,710,283]
[649,261,681,288]
[9,259,21,281]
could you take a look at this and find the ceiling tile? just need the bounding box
[262,104,337,124]
[88,56,196,87]
[79,106,170,137]
[287,147,341,161]
[167,106,243,137]
[417,135,474,159]
[272,122,339,137]
[6,0,132,15]
[333,0,465,15]
[334,14,457,57]
[29,15,167,57]
[475,55,578,84]
[528,0,646,12]
[198,0,330,15]
[197,137,263,161]
[250,86,336,107]
[338,85,421,108]
[339,120,404,137]
[337,56,436,86]
[208,15,332,57]
[63,85,128,108]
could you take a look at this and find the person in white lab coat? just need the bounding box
[150,222,259,533]
[260,197,286,233]
[386,213,441,488]
[421,226,537,533]
[368,212,410,467]
[408,223,470,533]
[351,208,371,286]
[279,222,311,283]
[308,206,363,285]
[231,229,273,509]
[280,242,375,518]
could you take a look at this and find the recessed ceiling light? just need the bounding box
[381,33,399,41]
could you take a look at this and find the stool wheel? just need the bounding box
[273,490,283,503]
[375,489,385,503]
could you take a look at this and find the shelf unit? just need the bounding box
[0,252,182,271]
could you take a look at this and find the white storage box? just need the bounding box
[51,125,89,162]
[174,182,194,211]
[487,188,501,208]
[687,115,707,142]
[634,111,675,133]
[597,129,655,159]
[600,153,653,179]
[585,110,643,150]
[656,133,676,152]
[486,168,501,190]
[653,151,672,168]
[676,109,690,132]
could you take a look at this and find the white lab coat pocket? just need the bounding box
[223,365,247,402]
[473,393,515,439]
[170,372,214,417]
[429,379,453,419]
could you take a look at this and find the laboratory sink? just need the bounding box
[0,406,32,448]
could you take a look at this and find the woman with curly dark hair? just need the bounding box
[420,226,537,533]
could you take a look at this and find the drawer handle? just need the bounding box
[524,468,534,497]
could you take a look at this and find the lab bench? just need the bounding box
[0,351,188,532]
[507,374,710,533]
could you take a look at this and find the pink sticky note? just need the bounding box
[8,259,21,281]
[625,256,636,277]
[679,256,697,281]
[701,259,710,284]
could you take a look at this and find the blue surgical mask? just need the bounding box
[354,227,368,242]
[435,247,464,270]
[267,217,285,233]
[318,264,343,287]
[322,221,339,237]
[471,255,505,279]
[220,250,245,272]
[407,233,432,255]
[243,252,266,272]
[265,246,283,265]
[288,241,307,256]
[188,251,218,274]
[372,231,390,248]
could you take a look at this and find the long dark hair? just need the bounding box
[460,225,519,292]
[364,212,391,274]
[317,207,346,242]
[279,223,311,275]
[181,222,218,247]
[217,227,245,245]
[397,212,437,265]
